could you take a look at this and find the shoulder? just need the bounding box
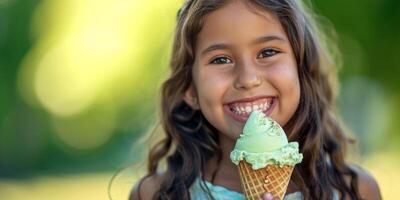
[129,173,166,200]
[346,165,382,200]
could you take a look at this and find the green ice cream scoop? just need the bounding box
[230,111,303,170]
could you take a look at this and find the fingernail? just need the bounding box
[263,193,273,200]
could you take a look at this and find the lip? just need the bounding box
[225,95,274,104]
[224,96,276,123]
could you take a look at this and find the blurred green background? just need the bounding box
[0,0,399,199]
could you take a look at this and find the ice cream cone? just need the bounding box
[238,161,294,200]
[230,111,302,200]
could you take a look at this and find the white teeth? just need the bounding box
[253,105,259,111]
[230,99,273,115]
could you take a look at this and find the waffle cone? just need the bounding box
[238,161,294,200]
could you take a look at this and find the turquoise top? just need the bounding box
[189,178,302,200]
[189,178,339,200]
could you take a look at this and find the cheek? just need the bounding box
[267,59,301,123]
[192,69,232,134]
[268,59,300,93]
[284,68,300,98]
[194,68,231,100]
[283,67,300,104]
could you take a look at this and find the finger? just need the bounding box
[262,193,273,200]
[262,192,281,200]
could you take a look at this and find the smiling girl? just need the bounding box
[130,0,381,199]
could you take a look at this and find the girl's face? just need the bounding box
[184,1,300,140]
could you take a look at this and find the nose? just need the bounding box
[233,60,262,90]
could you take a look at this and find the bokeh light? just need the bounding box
[17,0,180,149]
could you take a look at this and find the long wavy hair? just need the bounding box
[139,0,362,199]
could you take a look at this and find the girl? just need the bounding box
[130,0,381,199]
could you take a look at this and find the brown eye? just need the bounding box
[210,56,233,64]
[257,48,280,58]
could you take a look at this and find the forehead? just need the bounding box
[196,1,287,51]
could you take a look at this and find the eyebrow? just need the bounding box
[253,35,286,45]
[200,35,286,56]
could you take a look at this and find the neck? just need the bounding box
[203,133,242,192]
[218,134,239,172]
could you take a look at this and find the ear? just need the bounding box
[183,84,200,110]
